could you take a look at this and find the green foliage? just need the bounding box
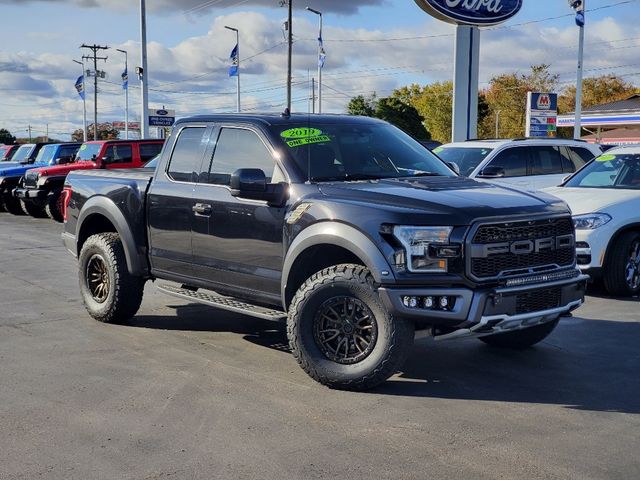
[346,93,430,140]
[0,128,16,145]
[559,75,637,113]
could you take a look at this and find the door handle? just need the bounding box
[192,203,212,216]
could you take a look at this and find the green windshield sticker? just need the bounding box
[280,127,330,148]
[596,154,616,162]
[432,146,444,153]
[80,144,88,151]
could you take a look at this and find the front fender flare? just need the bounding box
[281,222,394,306]
[76,196,148,276]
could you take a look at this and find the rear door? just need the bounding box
[102,143,136,169]
[147,125,212,279]
[191,124,287,301]
[528,145,565,189]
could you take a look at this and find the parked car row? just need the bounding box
[0,139,164,221]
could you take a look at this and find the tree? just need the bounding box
[346,93,430,140]
[0,128,16,145]
[72,123,120,142]
[558,75,637,113]
[393,82,453,143]
[481,64,559,139]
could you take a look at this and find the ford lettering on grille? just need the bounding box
[472,234,575,258]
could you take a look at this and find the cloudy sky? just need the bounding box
[1,0,639,140]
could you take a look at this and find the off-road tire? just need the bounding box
[3,193,25,215]
[20,199,47,218]
[78,233,145,323]
[603,231,640,297]
[479,318,559,349]
[45,192,63,222]
[287,264,414,391]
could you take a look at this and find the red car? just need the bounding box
[0,145,19,161]
[14,139,164,221]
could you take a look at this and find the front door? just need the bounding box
[191,125,287,301]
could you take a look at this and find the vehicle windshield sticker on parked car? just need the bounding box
[597,154,616,162]
[280,127,331,148]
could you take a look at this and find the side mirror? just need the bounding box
[230,168,287,207]
[55,156,73,165]
[477,166,506,178]
[447,162,460,175]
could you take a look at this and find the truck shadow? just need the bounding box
[129,305,640,414]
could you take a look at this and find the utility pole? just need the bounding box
[306,7,323,114]
[80,43,109,141]
[281,0,293,112]
[139,0,150,139]
[45,124,49,142]
[495,110,500,138]
[225,26,241,113]
[72,59,88,141]
[569,0,586,139]
[311,78,315,113]
[27,125,32,142]
[116,49,129,139]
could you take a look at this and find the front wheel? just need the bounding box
[603,231,640,297]
[3,193,25,216]
[20,199,47,218]
[479,318,559,349]
[78,233,145,323]
[287,264,414,391]
[45,192,64,222]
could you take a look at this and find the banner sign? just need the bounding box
[414,0,523,26]
[526,92,558,138]
[148,108,175,127]
[113,121,140,130]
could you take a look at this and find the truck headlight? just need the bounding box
[393,226,454,273]
[0,177,5,188]
[573,213,611,230]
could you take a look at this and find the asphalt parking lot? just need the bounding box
[0,214,638,480]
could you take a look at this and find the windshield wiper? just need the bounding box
[311,173,384,182]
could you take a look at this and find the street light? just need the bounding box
[569,0,585,139]
[306,6,323,114]
[116,49,129,139]
[139,0,149,139]
[72,59,88,141]
[224,25,241,113]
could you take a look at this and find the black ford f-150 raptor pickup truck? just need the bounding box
[61,114,588,390]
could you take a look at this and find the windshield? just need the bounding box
[12,145,35,162]
[565,152,640,189]
[433,146,493,176]
[34,144,57,164]
[76,143,102,161]
[0,146,13,160]
[271,123,454,182]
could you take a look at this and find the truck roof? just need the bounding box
[175,113,386,127]
[81,139,164,145]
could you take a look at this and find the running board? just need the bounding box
[157,283,287,321]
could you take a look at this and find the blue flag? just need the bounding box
[318,35,326,68]
[122,68,128,90]
[75,75,85,100]
[229,44,239,77]
[575,11,585,27]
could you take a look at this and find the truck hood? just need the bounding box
[318,176,569,224]
[0,161,47,178]
[30,160,97,177]
[544,186,640,215]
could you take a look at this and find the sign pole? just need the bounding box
[140,0,150,139]
[451,25,479,142]
[574,5,585,140]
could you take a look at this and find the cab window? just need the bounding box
[103,145,133,165]
[166,127,207,183]
[205,127,278,186]
[140,143,163,162]
[529,146,563,175]
[485,148,527,177]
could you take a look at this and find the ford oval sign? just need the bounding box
[414,0,523,26]
[156,109,168,116]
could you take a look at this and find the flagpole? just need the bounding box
[73,59,88,141]
[225,26,240,113]
[117,49,129,139]
[306,7,323,114]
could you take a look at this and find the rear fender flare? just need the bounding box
[76,196,147,276]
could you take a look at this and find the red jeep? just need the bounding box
[15,139,164,221]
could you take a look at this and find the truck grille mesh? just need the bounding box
[470,217,575,279]
[515,287,562,314]
[24,171,39,188]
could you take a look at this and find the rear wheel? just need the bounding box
[479,319,559,349]
[45,192,64,222]
[603,231,640,297]
[287,264,414,390]
[20,199,47,218]
[78,232,145,323]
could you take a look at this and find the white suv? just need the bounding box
[434,139,602,190]
[544,145,640,296]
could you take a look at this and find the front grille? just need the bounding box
[24,171,38,188]
[469,217,575,279]
[516,287,561,314]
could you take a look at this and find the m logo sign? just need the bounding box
[414,0,523,26]
[537,94,552,110]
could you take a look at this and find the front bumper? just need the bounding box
[576,228,609,273]
[379,269,588,339]
[13,187,49,202]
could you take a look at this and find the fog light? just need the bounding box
[403,296,418,308]
[424,296,434,308]
[439,297,449,309]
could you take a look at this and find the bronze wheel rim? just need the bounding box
[87,254,110,303]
